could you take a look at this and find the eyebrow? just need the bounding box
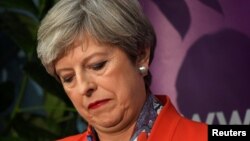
[55,51,111,75]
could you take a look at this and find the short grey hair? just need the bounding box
[37,0,156,86]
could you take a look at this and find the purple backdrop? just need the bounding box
[140,0,250,125]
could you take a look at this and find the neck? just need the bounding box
[97,122,136,141]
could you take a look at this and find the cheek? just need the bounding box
[100,72,141,107]
[63,86,80,102]
[67,94,91,120]
[64,89,85,112]
[68,94,81,108]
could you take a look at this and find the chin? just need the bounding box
[99,117,121,127]
[92,115,124,129]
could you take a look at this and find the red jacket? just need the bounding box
[58,96,208,141]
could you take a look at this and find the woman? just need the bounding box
[37,0,208,141]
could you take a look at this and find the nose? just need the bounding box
[77,74,97,97]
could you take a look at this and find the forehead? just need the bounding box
[56,35,112,59]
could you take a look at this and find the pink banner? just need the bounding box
[141,0,250,125]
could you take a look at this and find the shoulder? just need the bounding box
[56,132,87,141]
[150,95,208,141]
[172,117,208,141]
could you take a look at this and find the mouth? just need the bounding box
[88,99,111,110]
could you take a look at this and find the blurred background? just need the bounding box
[142,0,250,125]
[1,0,250,141]
[0,0,86,140]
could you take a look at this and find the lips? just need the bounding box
[88,99,110,110]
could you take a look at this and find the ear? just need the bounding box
[136,47,150,68]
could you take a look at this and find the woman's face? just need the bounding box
[55,37,149,133]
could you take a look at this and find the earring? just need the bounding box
[139,66,148,76]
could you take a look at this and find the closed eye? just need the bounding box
[91,61,107,71]
[62,76,73,83]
